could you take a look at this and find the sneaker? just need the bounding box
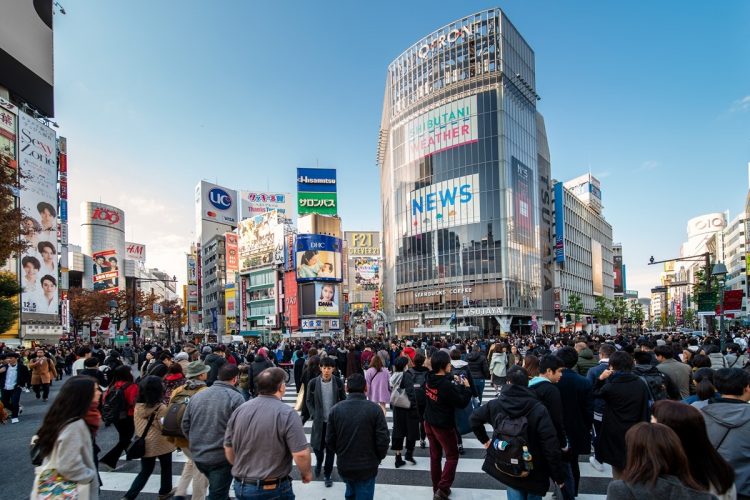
[18,406,23,415]
[11,418,19,424]
[157,488,176,500]
[324,476,333,487]
[458,444,465,455]
[420,440,426,449]
[589,455,605,472]
[22,387,30,393]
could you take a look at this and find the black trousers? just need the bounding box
[33,383,50,399]
[315,421,335,477]
[1,387,21,418]
[124,452,172,499]
[100,417,135,467]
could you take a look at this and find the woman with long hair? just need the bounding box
[523,354,540,378]
[122,376,176,500]
[652,400,735,500]
[365,353,391,416]
[162,362,186,404]
[390,356,419,467]
[299,355,321,424]
[99,365,138,470]
[683,367,720,408]
[31,376,100,498]
[606,422,715,500]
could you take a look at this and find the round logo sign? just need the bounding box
[208,188,232,210]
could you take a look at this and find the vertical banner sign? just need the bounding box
[224,284,236,333]
[18,111,58,316]
[187,254,197,284]
[225,233,239,282]
[554,182,565,263]
[511,157,534,247]
[240,277,248,331]
[591,240,603,296]
[613,255,624,294]
[0,97,17,159]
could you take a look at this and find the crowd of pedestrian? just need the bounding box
[8,326,750,500]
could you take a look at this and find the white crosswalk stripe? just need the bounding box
[98,382,614,499]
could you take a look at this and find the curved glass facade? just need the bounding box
[379,9,543,335]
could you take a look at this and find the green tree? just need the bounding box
[682,308,695,329]
[630,300,645,332]
[567,294,584,325]
[594,296,613,327]
[0,154,31,267]
[0,271,22,333]
[612,296,629,326]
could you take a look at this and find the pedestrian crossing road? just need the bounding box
[97,384,614,499]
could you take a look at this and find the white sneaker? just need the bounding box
[589,455,605,472]
[22,388,30,393]
[11,418,19,424]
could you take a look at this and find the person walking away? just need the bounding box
[162,362,186,404]
[163,361,211,500]
[555,347,593,498]
[122,375,176,500]
[390,356,420,467]
[99,365,139,470]
[592,351,650,479]
[326,373,390,500]
[30,376,100,498]
[224,367,313,500]
[203,346,227,386]
[293,350,305,393]
[724,343,748,369]
[80,356,108,388]
[248,350,274,397]
[605,422,716,500]
[54,349,65,381]
[683,368,720,409]
[72,347,92,374]
[652,400,736,500]
[30,348,57,401]
[450,348,478,455]
[299,355,321,424]
[408,352,430,449]
[574,342,597,376]
[306,356,346,487]
[182,363,244,499]
[585,343,616,472]
[470,365,566,500]
[654,345,692,399]
[0,352,30,423]
[365,354,390,416]
[701,367,750,500]
[633,351,680,402]
[466,345,490,403]
[489,343,509,396]
[423,350,472,499]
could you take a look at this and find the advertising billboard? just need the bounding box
[297,168,337,192]
[125,242,146,262]
[0,1,54,116]
[196,180,238,227]
[296,234,343,282]
[511,157,534,247]
[613,255,624,294]
[225,233,238,281]
[187,254,197,285]
[225,284,236,333]
[408,174,480,235]
[83,203,125,232]
[238,211,284,272]
[240,191,293,220]
[591,240,603,297]
[405,95,478,162]
[315,282,340,317]
[298,191,337,216]
[92,249,119,293]
[554,182,565,263]
[686,212,726,239]
[353,257,380,291]
[283,271,299,330]
[18,110,57,317]
[346,232,380,256]
[0,97,17,158]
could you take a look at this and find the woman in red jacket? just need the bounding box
[99,365,138,470]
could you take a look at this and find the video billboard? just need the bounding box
[353,257,379,291]
[408,174,480,235]
[296,234,342,282]
[238,211,284,272]
[315,282,340,317]
[92,249,119,293]
[225,233,239,281]
[241,191,293,220]
[613,255,624,294]
[18,110,57,316]
[405,95,478,163]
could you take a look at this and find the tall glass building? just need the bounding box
[378,8,548,336]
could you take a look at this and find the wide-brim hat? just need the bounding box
[186,360,211,378]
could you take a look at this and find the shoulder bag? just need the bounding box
[390,374,411,409]
[125,411,157,460]
[31,421,93,499]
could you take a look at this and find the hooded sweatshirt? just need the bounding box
[490,351,509,378]
[423,371,472,428]
[451,359,478,397]
[702,398,750,497]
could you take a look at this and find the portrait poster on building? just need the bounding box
[92,249,119,293]
[315,282,340,317]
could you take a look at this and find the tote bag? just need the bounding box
[294,385,306,412]
[31,428,92,499]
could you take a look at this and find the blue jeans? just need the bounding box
[233,478,294,500]
[195,460,234,500]
[505,486,542,500]
[342,475,376,500]
[473,378,486,403]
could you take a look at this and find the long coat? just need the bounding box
[306,375,346,451]
[593,372,650,470]
[134,403,177,458]
[390,370,419,442]
[555,368,593,456]
[30,355,57,385]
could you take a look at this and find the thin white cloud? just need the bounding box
[594,171,612,179]
[637,160,660,171]
[730,95,750,113]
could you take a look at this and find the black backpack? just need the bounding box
[102,383,131,425]
[637,371,669,408]
[409,368,427,407]
[484,405,536,480]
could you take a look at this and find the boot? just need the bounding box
[404,450,416,465]
[395,454,406,468]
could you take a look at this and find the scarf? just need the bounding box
[85,398,102,436]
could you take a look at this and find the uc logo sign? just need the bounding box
[208,188,232,210]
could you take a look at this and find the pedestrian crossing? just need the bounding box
[97,383,614,499]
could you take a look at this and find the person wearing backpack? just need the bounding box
[655,345,692,399]
[408,352,430,449]
[99,365,138,470]
[470,365,566,500]
[164,360,210,500]
[633,351,680,403]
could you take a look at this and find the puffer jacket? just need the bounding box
[575,348,598,376]
[709,352,727,370]
[466,351,490,380]
[133,403,176,458]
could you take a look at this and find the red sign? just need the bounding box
[283,271,299,329]
[225,233,238,272]
[58,152,67,174]
[721,290,744,313]
[91,206,121,225]
[59,178,68,199]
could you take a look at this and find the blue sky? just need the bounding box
[53,1,750,296]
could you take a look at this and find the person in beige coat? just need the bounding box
[123,375,176,500]
[30,348,57,401]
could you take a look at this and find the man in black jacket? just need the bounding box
[470,365,566,500]
[146,350,173,378]
[307,356,346,487]
[0,352,30,422]
[326,373,389,500]
[465,345,490,403]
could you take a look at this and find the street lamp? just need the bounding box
[711,263,728,351]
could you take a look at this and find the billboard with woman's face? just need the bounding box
[296,234,342,282]
[315,282,339,316]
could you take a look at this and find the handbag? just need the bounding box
[31,424,92,499]
[294,385,306,412]
[390,374,411,409]
[126,412,157,460]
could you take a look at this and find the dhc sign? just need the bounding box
[408,174,480,235]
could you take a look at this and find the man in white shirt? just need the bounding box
[0,353,30,423]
